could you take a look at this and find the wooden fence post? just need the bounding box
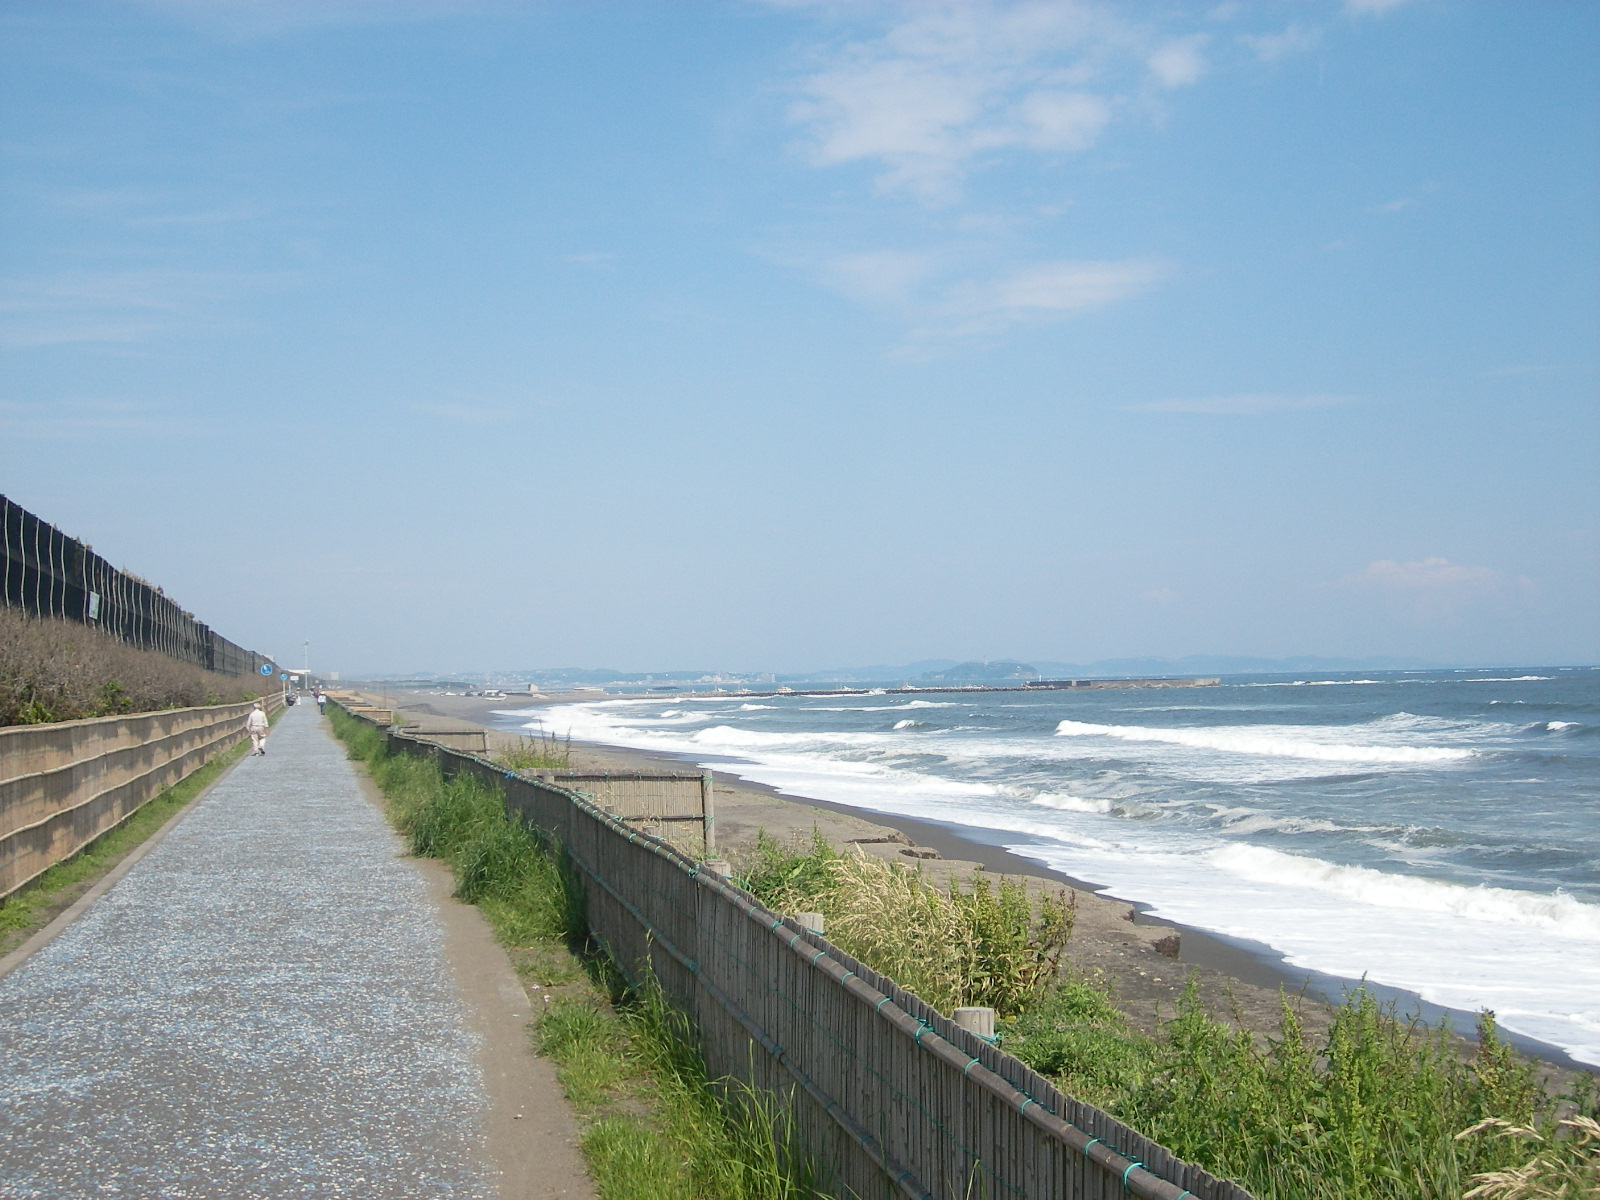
[700,770,715,854]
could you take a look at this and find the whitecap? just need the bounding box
[1053,719,1475,764]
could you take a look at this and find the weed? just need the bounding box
[0,609,263,726]
[496,732,572,771]
[740,830,1074,1015]
[328,710,828,1200]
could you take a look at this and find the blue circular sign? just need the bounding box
[260,664,274,676]
[279,673,289,680]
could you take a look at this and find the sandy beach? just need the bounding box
[347,686,1586,1074]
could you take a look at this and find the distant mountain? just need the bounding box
[916,660,1039,682]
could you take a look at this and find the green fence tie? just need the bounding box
[875,997,892,1013]
[839,971,855,984]
[913,1020,934,1044]
[1017,1098,1034,1115]
[1083,1138,1101,1153]
[770,918,785,932]
[962,1057,981,1077]
[811,949,827,964]
[1121,1162,1144,1189]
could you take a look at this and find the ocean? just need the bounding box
[499,667,1600,1067]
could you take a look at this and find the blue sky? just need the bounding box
[2,0,1596,676]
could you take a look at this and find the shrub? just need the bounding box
[0,609,260,726]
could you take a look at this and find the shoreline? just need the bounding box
[364,688,1591,1075]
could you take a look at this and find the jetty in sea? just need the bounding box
[1021,676,1221,690]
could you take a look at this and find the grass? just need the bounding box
[0,735,250,955]
[743,831,1600,1200]
[494,731,572,771]
[328,704,827,1200]
[741,828,1075,1015]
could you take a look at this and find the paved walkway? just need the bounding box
[0,704,502,1199]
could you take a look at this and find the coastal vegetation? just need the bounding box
[0,609,261,726]
[329,706,821,1200]
[741,834,1600,1200]
[329,704,1598,1200]
[493,730,572,771]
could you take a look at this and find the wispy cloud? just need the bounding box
[1240,23,1322,63]
[565,252,620,270]
[819,250,1167,346]
[1128,393,1357,415]
[1344,0,1414,15]
[782,2,1199,204]
[0,398,170,439]
[1370,196,1414,214]
[1337,556,1536,619]
[0,268,292,348]
[123,0,494,38]
[936,257,1169,336]
[409,400,522,426]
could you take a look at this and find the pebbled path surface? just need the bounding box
[0,703,496,1199]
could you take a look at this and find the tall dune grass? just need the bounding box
[745,830,1599,1200]
[741,829,1075,1015]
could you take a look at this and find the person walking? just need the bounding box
[315,690,327,715]
[246,702,269,756]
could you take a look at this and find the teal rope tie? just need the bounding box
[875,997,892,1014]
[1083,1138,1102,1153]
[912,1019,936,1044]
[962,1057,981,1077]
[811,949,827,964]
[839,971,855,984]
[1121,1162,1144,1189]
[1017,1098,1035,1115]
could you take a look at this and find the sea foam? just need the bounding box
[1054,719,1474,764]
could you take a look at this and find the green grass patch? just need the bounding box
[745,830,1599,1199]
[0,736,249,954]
[328,705,826,1200]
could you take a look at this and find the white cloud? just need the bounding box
[1240,23,1322,63]
[939,257,1167,333]
[0,399,168,440]
[1371,197,1414,213]
[123,0,491,37]
[1340,556,1536,618]
[1129,393,1357,414]
[818,250,1165,342]
[0,268,291,348]
[410,401,521,426]
[783,2,1193,203]
[824,249,941,306]
[1147,36,1207,88]
[1345,0,1414,15]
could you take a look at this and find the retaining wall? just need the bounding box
[0,696,280,897]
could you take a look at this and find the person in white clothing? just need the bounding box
[315,690,327,714]
[246,702,269,755]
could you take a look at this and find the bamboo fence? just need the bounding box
[364,711,1253,1200]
